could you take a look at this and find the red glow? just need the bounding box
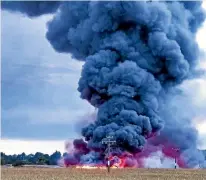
[64,136,188,168]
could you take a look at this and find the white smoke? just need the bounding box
[142,151,178,168]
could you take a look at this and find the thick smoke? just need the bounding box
[2,1,206,168]
[1,1,60,17]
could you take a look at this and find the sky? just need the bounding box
[1,2,206,155]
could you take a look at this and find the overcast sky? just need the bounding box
[1,2,206,155]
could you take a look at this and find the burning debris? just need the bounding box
[2,1,206,168]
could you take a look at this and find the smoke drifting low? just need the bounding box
[2,1,206,168]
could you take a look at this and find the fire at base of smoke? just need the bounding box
[1,1,206,168]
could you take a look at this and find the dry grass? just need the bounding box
[1,167,206,180]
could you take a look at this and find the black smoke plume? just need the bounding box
[2,1,206,167]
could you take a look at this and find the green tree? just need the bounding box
[34,152,44,164]
[1,158,6,165]
[43,154,50,165]
[49,151,61,165]
[37,156,46,165]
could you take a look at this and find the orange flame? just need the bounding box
[75,156,126,169]
[109,156,125,168]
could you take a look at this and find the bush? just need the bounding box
[12,161,25,167]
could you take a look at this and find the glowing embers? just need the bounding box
[75,166,120,169]
[74,156,127,169]
[109,155,126,168]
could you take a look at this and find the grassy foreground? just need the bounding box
[1,167,206,180]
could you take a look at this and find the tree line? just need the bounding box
[1,150,206,167]
[1,151,65,166]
